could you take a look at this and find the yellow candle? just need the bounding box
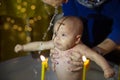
[82,56,90,80]
[40,55,48,80]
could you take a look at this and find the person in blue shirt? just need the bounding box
[43,0,120,80]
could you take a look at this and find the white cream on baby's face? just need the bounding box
[52,18,79,51]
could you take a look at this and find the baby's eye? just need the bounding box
[62,34,66,36]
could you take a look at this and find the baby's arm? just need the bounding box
[76,44,115,78]
[86,50,115,78]
[14,40,54,53]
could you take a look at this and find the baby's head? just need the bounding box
[53,16,83,51]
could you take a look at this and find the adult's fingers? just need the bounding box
[50,58,58,64]
[69,51,82,61]
[50,49,59,59]
[68,60,83,66]
[68,66,83,72]
[51,63,56,72]
[67,51,83,72]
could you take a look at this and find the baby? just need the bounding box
[14,16,115,80]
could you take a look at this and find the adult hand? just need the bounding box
[50,49,83,72]
[68,51,83,72]
[50,49,60,71]
[50,49,59,64]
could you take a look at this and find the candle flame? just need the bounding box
[82,56,87,62]
[40,55,45,61]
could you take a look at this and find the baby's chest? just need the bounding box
[55,52,72,68]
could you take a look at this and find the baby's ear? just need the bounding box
[75,35,81,44]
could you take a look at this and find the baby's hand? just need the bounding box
[14,44,23,53]
[104,67,115,78]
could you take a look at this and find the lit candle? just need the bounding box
[40,55,48,80]
[82,56,90,80]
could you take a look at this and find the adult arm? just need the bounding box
[93,1,120,55]
[93,38,117,55]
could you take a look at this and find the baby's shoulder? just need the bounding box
[73,43,85,49]
[72,43,89,53]
[70,45,81,53]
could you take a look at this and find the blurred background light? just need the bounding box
[0,0,62,62]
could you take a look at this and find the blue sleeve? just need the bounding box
[62,0,120,45]
[62,0,78,16]
[107,1,120,44]
[108,16,120,45]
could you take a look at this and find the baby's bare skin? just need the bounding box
[50,43,115,80]
[51,48,82,80]
[14,16,115,80]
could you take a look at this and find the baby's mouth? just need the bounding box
[55,42,61,47]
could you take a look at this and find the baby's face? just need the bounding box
[52,19,78,51]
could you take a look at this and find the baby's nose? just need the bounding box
[54,36,60,40]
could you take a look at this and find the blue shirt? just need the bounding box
[62,0,120,47]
